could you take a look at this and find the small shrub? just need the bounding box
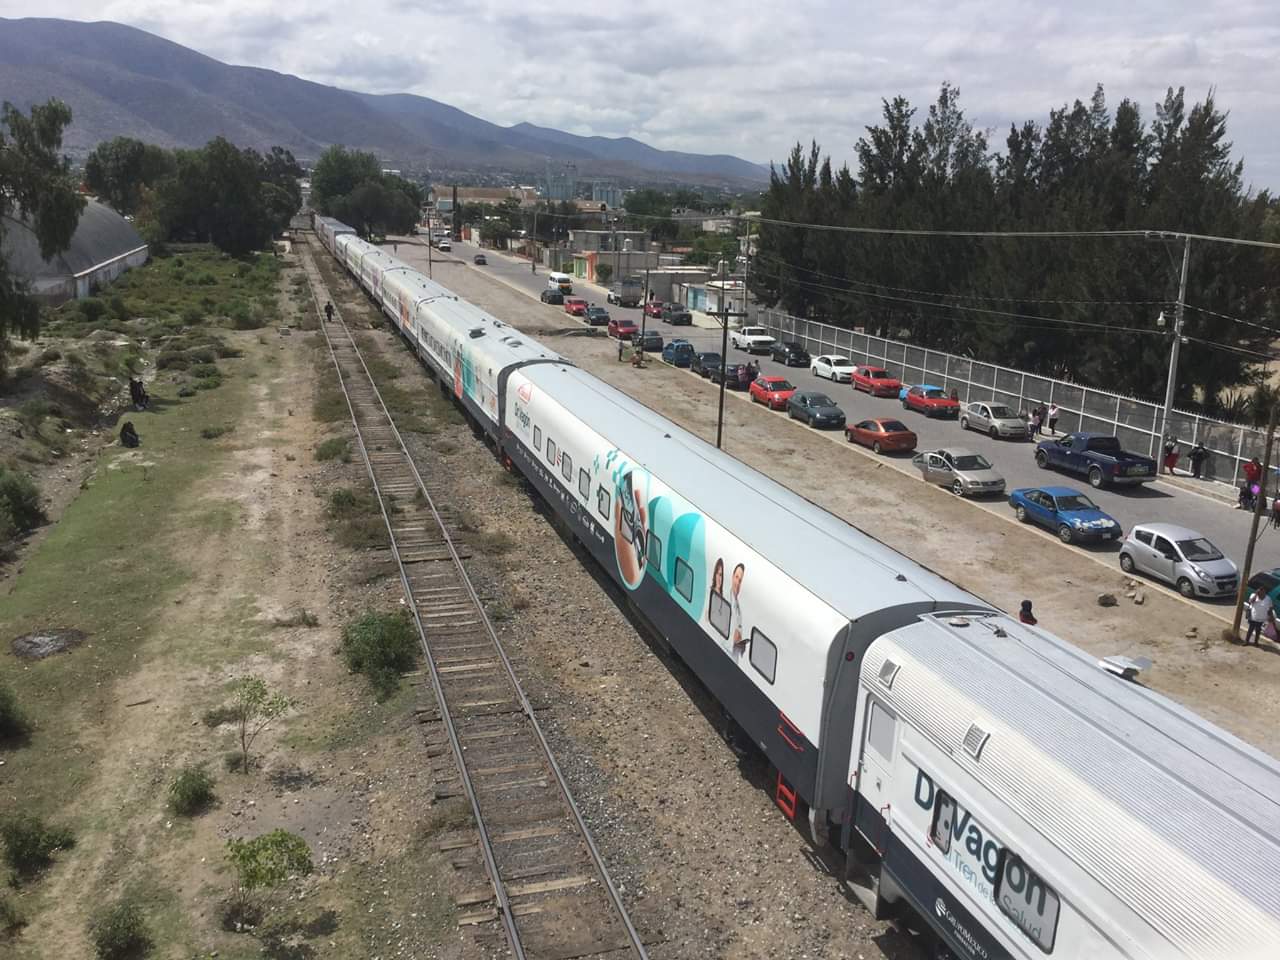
[177,385,197,398]
[108,295,130,321]
[78,298,107,324]
[200,425,233,440]
[65,351,87,368]
[168,763,216,815]
[226,676,293,774]
[226,830,312,921]
[182,306,203,325]
[0,683,30,741]
[34,348,61,367]
[89,899,151,959]
[214,343,244,359]
[0,895,25,935]
[315,437,350,462]
[155,352,189,370]
[0,815,74,879]
[202,705,238,727]
[189,347,217,364]
[197,272,218,286]
[326,487,363,518]
[190,363,220,379]
[341,610,419,699]
[0,469,46,534]
[272,609,319,628]
[195,374,223,391]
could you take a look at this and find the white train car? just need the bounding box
[314,215,354,254]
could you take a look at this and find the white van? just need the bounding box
[548,272,573,295]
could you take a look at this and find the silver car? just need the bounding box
[912,447,1006,497]
[1119,523,1239,599]
[961,401,1028,439]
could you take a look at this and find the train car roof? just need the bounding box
[517,363,980,621]
[866,614,1280,956]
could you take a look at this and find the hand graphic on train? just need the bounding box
[613,471,648,587]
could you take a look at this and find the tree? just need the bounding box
[310,145,381,214]
[226,830,312,920]
[0,99,85,375]
[84,136,173,215]
[595,263,614,285]
[259,146,303,233]
[227,676,291,773]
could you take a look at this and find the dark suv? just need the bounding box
[692,352,722,378]
[540,289,564,305]
[662,303,693,325]
[771,341,810,366]
[585,306,611,326]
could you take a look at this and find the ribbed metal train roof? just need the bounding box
[866,614,1280,957]
[1,199,145,279]
[519,364,979,621]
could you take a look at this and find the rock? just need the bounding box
[1134,593,1145,605]
[1097,593,1118,607]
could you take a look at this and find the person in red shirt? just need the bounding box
[1019,600,1037,626]
[1244,457,1262,485]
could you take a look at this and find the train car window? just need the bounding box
[647,532,663,570]
[561,452,574,482]
[708,590,731,639]
[929,790,956,855]
[866,700,896,763]
[749,629,776,683]
[578,468,590,499]
[547,438,558,465]
[995,849,1061,952]
[533,426,542,452]
[596,486,611,521]
[673,557,694,602]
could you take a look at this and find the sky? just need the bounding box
[8,0,1280,190]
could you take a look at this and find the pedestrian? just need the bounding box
[324,301,334,323]
[1271,496,1280,530]
[618,337,625,362]
[1047,403,1059,434]
[1240,481,1258,512]
[1244,456,1262,487]
[1162,436,1180,474]
[119,421,140,448]
[393,242,398,254]
[1018,600,1037,626]
[1188,441,1208,479]
[1030,407,1042,436]
[949,387,959,402]
[1244,587,1273,645]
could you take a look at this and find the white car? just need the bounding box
[811,355,855,382]
[729,326,777,354]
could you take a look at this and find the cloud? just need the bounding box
[10,0,1280,188]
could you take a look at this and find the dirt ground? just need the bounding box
[406,253,1280,749]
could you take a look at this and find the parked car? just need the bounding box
[1119,523,1238,599]
[901,385,961,419]
[749,376,797,410]
[851,365,902,397]
[692,352,722,378]
[437,239,452,251]
[770,341,811,366]
[845,418,917,455]
[811,355,856,382]
[644,300,667,320]
[585,306,611,326]
[1008,486,1122,544]
[730,326,777,353]
[1247,567,1280,602]
[912,447,1006,497]
[710,362,752,389]
[564,297,588,316]
[540,289,565,305]
[787,392,846,429]
[608,317,639,340]
[662,303,693,325]
[1034,432,1157,488]
[473,253,487,265]
[662,340,696,367]
[961,401,1028,439]
[638,329,664,351]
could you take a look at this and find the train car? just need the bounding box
[315,219,1280,959]
[314,216,354,255]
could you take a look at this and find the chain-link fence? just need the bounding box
[759,309,1267,487]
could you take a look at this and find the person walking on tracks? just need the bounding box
[324,301,335,324]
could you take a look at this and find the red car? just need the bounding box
[852,365,902,397]
[608,317,639,340]
[564,297,588,316]
[845,418,918,454]
[644,301,666,319]
[902,385,961,418]
[748,375,797,410]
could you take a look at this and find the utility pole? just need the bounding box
[1233,399,1279,637]
[640,266,651,346]
[531,207,538,274]
[1159,234,1191,445]
[714,258,749,450]
[428,230,433,280]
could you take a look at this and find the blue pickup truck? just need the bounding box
[1034,432,1157,489]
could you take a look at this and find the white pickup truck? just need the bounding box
[729,326,776,354]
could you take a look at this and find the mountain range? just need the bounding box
[0,17,769,185]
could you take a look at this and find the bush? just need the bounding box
[182,306,203,325]
[0,469,46,535]
[0,815,74,879]
[341,610,419,699]
[326,487,363,518]
[0,895,24,935]
[226,830,312,920]
[155,352,189,370]
[315,438,350,462]
[189,363,220,379]
[200,425,233,440]
[88,899,152,959]
[168,763,216,815]
[34,348,61,367]
[0,683,30,740]
[108,296,130,321]
[197,272,218,286]
[194,374,223,390]
[189,347,217,364]
[177,385,197,398]
[228,302,260,330]
[78,298,107,324]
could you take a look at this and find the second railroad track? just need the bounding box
[300,235,649,960]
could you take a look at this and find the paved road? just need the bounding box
[428,235,1280,589]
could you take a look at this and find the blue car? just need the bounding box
[662,339,695,367]
[899,382,942,400]
[1008,486,1123,544]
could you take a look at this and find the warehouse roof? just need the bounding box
[1,199,146,281]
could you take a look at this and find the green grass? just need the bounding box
[315,437,351,462]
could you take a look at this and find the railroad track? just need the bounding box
[299,236,649,960]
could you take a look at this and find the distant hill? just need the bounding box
[0,17,769,185]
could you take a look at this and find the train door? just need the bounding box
[857,695,898,852]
